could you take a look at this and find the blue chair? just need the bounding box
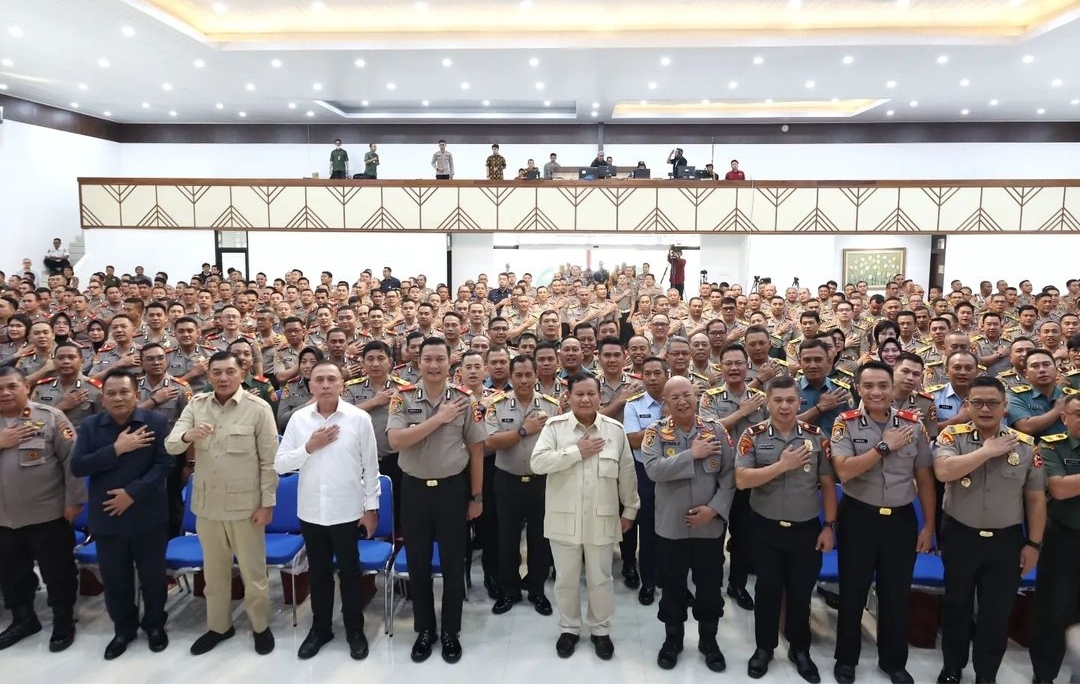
[356,476,394,633]
[910,494,945,590]
[817,483,843,584]
[386,544,442,637]
[264,473,307,626]
[72,495,90,548]
[164,481,204,587]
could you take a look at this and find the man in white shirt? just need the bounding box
[43,237,71,275]
[275,360,381,661]
[531,371,640,661]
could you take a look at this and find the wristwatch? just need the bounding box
[823,520,837,531]
[1025,539,1042,552]
[875,441,891,457]
[471,494,483,504]
[518,427,528,438]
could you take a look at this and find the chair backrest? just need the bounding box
[372,475,393,539]
[267,473,300,534]
[183,481,197,534]
[73,479,90,531]
[912,492,937,549]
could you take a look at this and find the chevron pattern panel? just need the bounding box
[77,179,1080,234]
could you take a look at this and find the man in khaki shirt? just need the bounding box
[165,351,279,657]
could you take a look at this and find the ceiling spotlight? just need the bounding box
[1,58,12,67]
[886,80,897,89]
[1037,107,1046,114]
[660,56,671,66]
[421,99,429,106]
[386,82,396,90]
[307,110,315,117]
[639,99,647,105]
[169,110,177,117]
[162,83,173,91]
[959,78,970,87]
[415,1,427,10]
[648,81,657,90]
[788,0,802,8]
[194,58,206,68]
[989,98,999,106]
[361,99,369,106]
[842,55,854,65]
[442,58,452,67]
[313,82,323,90]
[529,57,539,67]
[1072,98,1080,106]
[936,55,949,65]
[482,99,491,106]
[590,110,598,117]
[591,101,599,108]
[216,102,224,109]
[1022,54,1035,64]
[535,81,544,90]
[8,26,24,37]
[764,98,773,103]
[213,3,227,12]
[460,81,470,90]
[544,100,551,106]
[102,110,111,116]
[78,83,88,91]
[886,109,895,116]
[239,111,247,117]
[897,0,910,6]
[752,56,764,65]
[520,0,533,8]
[70,102,79,108]
[728,80,738,89]
[141,102,150,108]
[120,25,135,37]
[1051,78,1063,87]
[805,79,815,88]
[271,58,282,68]
[245,83,255,91]
[831,97,839,103]
[909,100,918,107]
[701,99,710,104]
[287,102,296,109]
[961,108,970,115]
[354,58,366,68]
[312,1,326,9]
[97,58,110,68]
[0,84,7,90]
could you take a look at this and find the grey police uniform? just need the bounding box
[166,345,213,389]
[275,377,313,433]
[137,375,191,430]
[31,376,103,429]
[89,344,142,377]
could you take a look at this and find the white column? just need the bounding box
[450,233,493,287]
[699,235,749,289]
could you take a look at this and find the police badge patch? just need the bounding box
[389,395,403,414]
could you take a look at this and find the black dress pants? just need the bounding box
[300,519,364,635]
[96,527,169,637]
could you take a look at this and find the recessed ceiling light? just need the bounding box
[886,109,894,116]
[1037,107,1046,114]
[989,99,999,106]
[788,0,802,8]
[1,58,13,67]
[591,110,598,117]
[1051,78,1063,87]
[0,84,7,91]
[896,0,910,6]
[660,56,671,67]
[216,102,224,109]
[169,110,177,117]
[271,58,282,68]
[764,98,773,103]
[355,58,366,68]
[831,97,839,103]
[386,82,396,90]
[212,2,227,12]
[752,56,764,66]
[520,0,533,8]
[312,1,325,9]
[307,110,315,117]
[313,82,323,91]
[936,55,949,65]
[544,100,551,106]
[415,1,427,10]
[121,25,135,37]
[728,80,738,89]
[97,58,110,68]
[102,110,110,116]
[194,58,206,68]
[639,99,647,105]
[245,83,255,91]
[842,55,854,65]
[421,99,429,106]
[959,78,970,87]
[535,81,544,90]
[77,83,88,91]
[8,26,23,38]
[142,102,150,108]
[442,58,452,67]
[460,81,470,90]
[238,111,246,118]
[886,80,897,89]
[591,101,599,108]
[961,108,970,115]
[482,99,491,106]
[162,83,172,91]
[529,57,539,67]
[805,80,815,89]
[361,99,369,106]
[909,100,918,107]
[648,81,657,90]
[70,102,79,108]
[1072,98,1080,106]
[288,102,296,109]
[1022,54,1035,64]
[701,99,710,104]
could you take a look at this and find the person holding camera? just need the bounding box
[667,248,686,298]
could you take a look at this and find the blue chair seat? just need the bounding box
[393,544,441,576]
[74,541,98,565]
[911,553,945,588]
[265,533,305,566]
[165,535,205,570]
[818,551,839,583]
[1020,565,1037,589]
[358,540,394,572]
[74,530,87,546]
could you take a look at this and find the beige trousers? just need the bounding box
[550,540,615,637]
[196,516,270,633]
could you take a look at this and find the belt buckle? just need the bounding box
[978,530,994,538]
[779,520,792,528]
[521,476,531,483]
[425,479,439,487]
[878,507,893,516]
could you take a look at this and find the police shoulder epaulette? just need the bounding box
[797,420,822,435]
[626,391,646,402]
[838,409,862,421]
[488,392,507,404]
[748,421,769,435]
[86,377,103,389]
[455,385,472,395]
[252,375,269,384]
[895,409,920,424]
[276,342,289,350]
[1041,433,1069,443]
[1010,429,1036,445]
[916,389,934,400]
[970,334,985,342]
[344,377,366,387]
[397,384,416,393]
[750,387,766,396]
[835,368,855,378]
[389,375,410,385]
[948,422,975,433]
[1011,384,1032,394]
[925,359,943,366]
[36,376,56,385]
[703,386,724,396]
[772,358,790,367]
[830,377,851,390]
[1064,386,1080,396]
[541,393,560,406]
[916,345,931,354]
[392,363,408,369]
[286,375,301,384]
[923,383,946,393]
[626,372,642,379]
[99,343,115,352]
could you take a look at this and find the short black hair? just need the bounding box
[101,369,139,390]
[895,351,925,370]
[509,355,535,374]
[856,360,894,383]
[969,376,1006,396]
[208,351,239,368]
[565,370,600,393]
[765,376,797,394]
[362,340,393,359]
[419,336,451,358]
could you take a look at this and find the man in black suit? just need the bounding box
[71,370,174,660]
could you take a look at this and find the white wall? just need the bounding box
[81,229,215,282]
[944,235,1080,289]
[0,120,118,277]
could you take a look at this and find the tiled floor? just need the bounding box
[1,559,1045,684]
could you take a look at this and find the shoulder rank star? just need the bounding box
[1007,452,1020,466]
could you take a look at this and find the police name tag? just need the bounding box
[407,408,423,414]
[853,438,868,444]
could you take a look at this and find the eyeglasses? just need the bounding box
[967,399,1003,409]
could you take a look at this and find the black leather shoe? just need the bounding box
[591,634,614,660]
[726,585,755,611]
[817,584,841,609]
[788,648,820,684]
[147,628,169,653]
[656,625,684,670]
[411,630,436,662]
[484,575,501,601]
[190,627,235,655]
[834,662,857,684]
[880,666,914,684]
[0,613,42,650]
[347,631,368,660]
[48,626,76,653]
[492,596,521,615]
[528,593,553,616]
[698,636,726,672]
[623,566,640,590]
[556,633,578,658]
[297,630,333,659]
[747,648,773,679]
[253,627,275,655]
[440,631,462,663]
[638,585,655,606]
[937,668,962,684]
[104,634,135,660]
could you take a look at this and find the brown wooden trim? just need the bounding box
[0,94,120,141]
[77,177,1080,188]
